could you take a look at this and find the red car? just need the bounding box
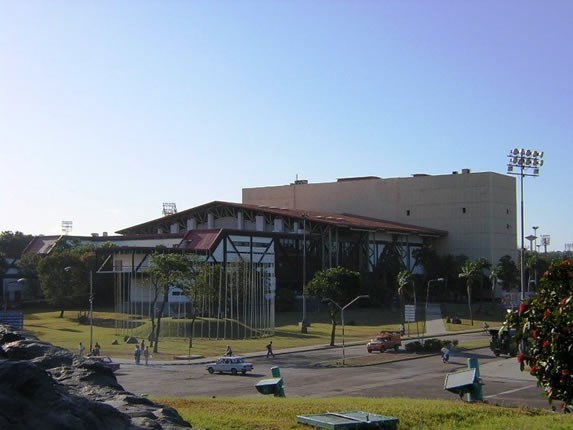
[366,333,401,353]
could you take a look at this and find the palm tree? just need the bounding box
[490,265,502,303]
[459,259,489,325]
[397,270,412,324]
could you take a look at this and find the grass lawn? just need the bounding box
[21,302,503,360]
[19,304,568,429]
[157,397,571,430]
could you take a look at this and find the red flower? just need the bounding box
[517,352,525,363]
[544,309,551,319]
[530,366,537,375]
[562,369,569,376]
[519,303,527,314]
[530,329,539,339]
[542,340,550,348]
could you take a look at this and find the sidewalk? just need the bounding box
[425,303,446,336]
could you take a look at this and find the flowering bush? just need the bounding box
[505,259,573,409]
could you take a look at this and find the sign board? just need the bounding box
[404,305,416,322]
[444,369,476,391]
[0,311,24,330]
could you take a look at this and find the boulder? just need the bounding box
[0,325,191,430]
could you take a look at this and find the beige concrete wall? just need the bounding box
[243,171,517,265]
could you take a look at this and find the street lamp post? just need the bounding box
[3,278,26,311]
[506,148,544,301]
[532,226,539,288]
[88,270,93,353]
[65,267,94,353]
[300,213,309,333]
[322,295,369,365]
[426,278,445,310]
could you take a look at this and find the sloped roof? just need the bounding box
[22,235,62,255]
[117,201,447,237]
[179,230,223,252]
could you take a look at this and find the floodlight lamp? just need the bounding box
[518,158,525,165]
[533,150,540,157]
[512,156,518,164]
[539,151,544,158]
[532,159,539,166]
[526,149,532,156]
[507,165,513,172]
[525,158,532,166]
[539,159,544,167]
[520,148,526,155]
[512,148,520,155]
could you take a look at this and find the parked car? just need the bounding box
[489,327,517,357]
[90,356,121,372]
[206,356,254,375]
[366,332,401,353]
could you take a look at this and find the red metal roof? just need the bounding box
[116,201,446,237]
[179,230,223,252]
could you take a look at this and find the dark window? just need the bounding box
[462,208,467,214]
[406,210,410,216]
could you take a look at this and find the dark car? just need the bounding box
[489,328,517,357]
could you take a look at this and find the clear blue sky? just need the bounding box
[1,1,571,252]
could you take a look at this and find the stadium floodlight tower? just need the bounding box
[506,148,544,301]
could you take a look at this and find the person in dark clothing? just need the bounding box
[266,341,275,358]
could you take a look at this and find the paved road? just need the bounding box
[115,340,550,411]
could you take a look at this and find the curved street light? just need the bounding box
[426,278,445,310]
[322,295,369,365]
[3,278,27,311]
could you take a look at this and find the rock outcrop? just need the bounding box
[0,325,191,430]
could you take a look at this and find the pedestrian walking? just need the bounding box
[266,341,275,358]
[134,345,141,365]
[225,345,233,356]
[78,342,85,357]
[441,346,450,363]
[143,346,150,366]
[92,342,101,356]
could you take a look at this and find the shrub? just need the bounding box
[504,259,573,409]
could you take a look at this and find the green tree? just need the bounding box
[373,239,405,304]
[37,252,89,317]
[397,270,412,324]
[459,258,490,325]
[16,252,43,300]
[497,255,519,291]
[306,266,362,346]
[0,231,33,258]
[146,251,194,353]
[489,265,502,303]
[184,262,220,342]
[505,259,573,409]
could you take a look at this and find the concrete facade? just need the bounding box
[242,170,517,265]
